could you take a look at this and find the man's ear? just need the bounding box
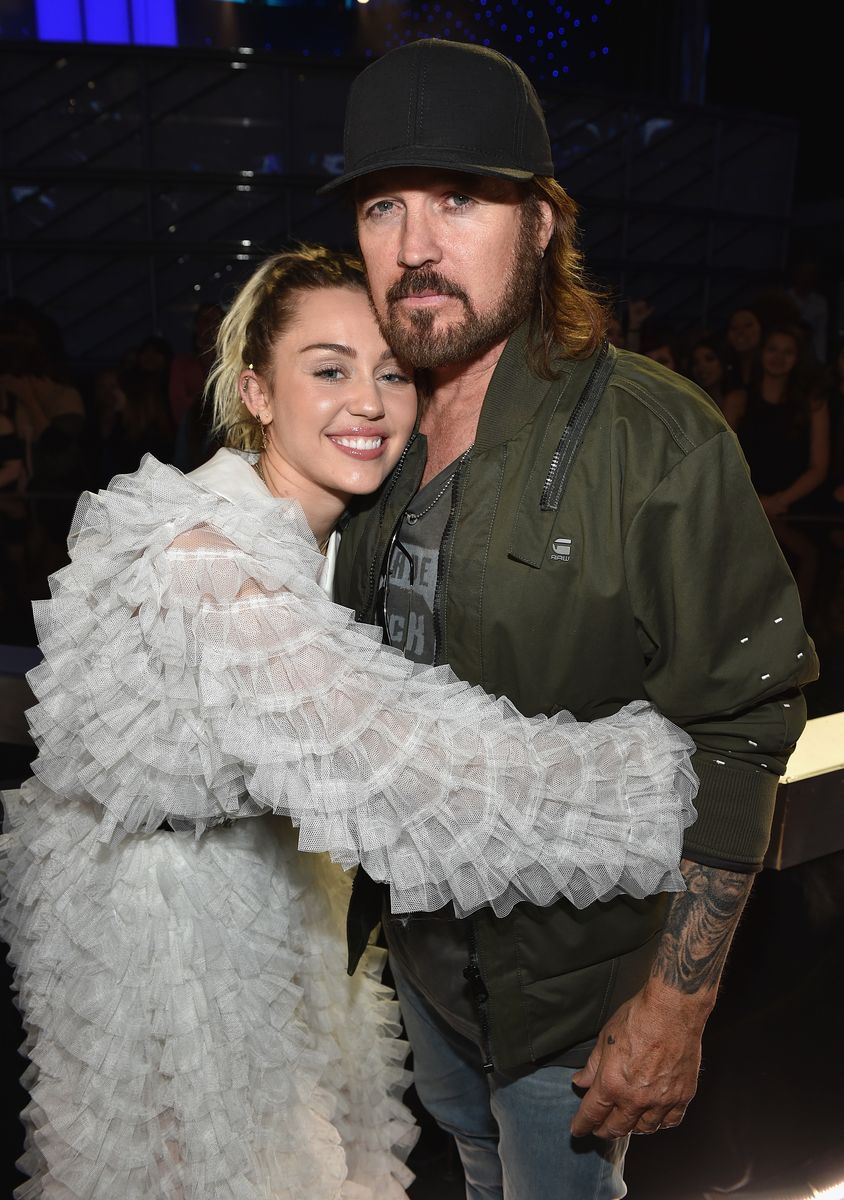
[536,199,554,254]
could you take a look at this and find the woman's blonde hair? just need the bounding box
[524,177,610,376]
[206,244,368,450]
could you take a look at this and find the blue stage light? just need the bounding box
[85,0,130,43]
[35,0,83,41]
[34,0,176,45]
[131,0,177,45]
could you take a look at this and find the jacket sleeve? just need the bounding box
[27,518,698,919]
[623,428,818,871]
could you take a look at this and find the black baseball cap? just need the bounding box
[318,39,554,194]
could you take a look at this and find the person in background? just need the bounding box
[170,302,225,470]
[98,335,175,482]
[0,363,29,657]
[606,309,625,349]
[723,324,830,518]
[0,312,85,487]
[621,297,654,354]
[723,305,763,392]
[640,320,680,372]
[0,402,25,493]
[689,336,744,413]
[606,300,654,352]
[786,255,829,364]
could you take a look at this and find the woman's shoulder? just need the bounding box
[187,446,263,503]
[71,452,325,588]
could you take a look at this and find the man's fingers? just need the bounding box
[631,1112,663,1136]
[572,1089,646,1140]
[659,1103,689,1130]
[569,1090,614,1138]
[571,1045,601,1091]
[596,1100,690,1140]
[590,1103,646,1140]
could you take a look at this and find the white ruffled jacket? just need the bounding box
[26,448,698,916]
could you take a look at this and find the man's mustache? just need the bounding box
[386,269,469,306]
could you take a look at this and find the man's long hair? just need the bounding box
[524,177,610,377]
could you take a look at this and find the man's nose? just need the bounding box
[397,209,443,269]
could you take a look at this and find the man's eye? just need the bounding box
[448,194,473,207]
[365,200,395,219]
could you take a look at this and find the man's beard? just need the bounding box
[373,209,543,370]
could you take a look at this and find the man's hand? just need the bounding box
[571,859,755,1139]
[570,983,705,1138]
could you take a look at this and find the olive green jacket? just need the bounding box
[335,326,818,1070]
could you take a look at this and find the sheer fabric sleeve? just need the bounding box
[27,463,698,917]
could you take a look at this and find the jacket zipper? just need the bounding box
[464,921,495,1073]
[540,339,611,512]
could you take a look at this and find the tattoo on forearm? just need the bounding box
[651,860,754,996]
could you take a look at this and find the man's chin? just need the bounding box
[380,302,522,370]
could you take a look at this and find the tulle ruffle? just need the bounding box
[25,453,698,917]
[0,779,416,1199]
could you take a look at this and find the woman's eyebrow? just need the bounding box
[299,344,396,363]
[299,342,356,356]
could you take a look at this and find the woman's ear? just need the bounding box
[239,371,272,426]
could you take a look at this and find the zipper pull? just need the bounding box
[462,961,489,1004]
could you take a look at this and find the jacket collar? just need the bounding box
[473,321,576,453]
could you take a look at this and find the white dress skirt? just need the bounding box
[0,449,699,1199]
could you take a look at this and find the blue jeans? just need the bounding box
[392,962,628,1200]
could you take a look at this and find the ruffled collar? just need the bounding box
[187,448,339,595]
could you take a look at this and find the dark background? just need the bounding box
[0,0,842,361]
[1,5,843,1200]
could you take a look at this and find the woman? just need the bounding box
[723,305,763,392]
[0,247,697,1200]
[98,335,175,484]
[689,336,743,413]
[724,324,830,517]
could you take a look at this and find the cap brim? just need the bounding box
[316,155,537,195]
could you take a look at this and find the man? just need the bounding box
[322,38,818,1199]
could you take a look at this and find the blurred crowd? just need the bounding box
[1,268,843,647]
[0,297,226,643]
[609,269,844,521]
[0,298,224,497]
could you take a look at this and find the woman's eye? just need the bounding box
[378,370,413,385]
[314,366,344,381]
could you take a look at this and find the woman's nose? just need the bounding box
[347,379,386,419]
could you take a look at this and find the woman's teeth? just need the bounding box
[332,436,383,449]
